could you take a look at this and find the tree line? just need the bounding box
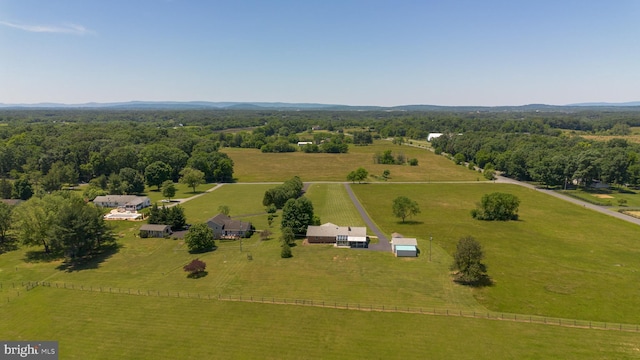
[432,131,640,187]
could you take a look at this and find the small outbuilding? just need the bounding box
[139,224,172,238]
[391,237,418,257]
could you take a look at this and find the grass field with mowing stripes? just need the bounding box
[1,287,638,359]
[352,182,640,324]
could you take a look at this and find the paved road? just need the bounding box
[343,183,391,251]
[494,175,640,226]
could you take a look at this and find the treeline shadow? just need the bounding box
[188,246,218,255]
[0,237,19,255]
[56,243,122,272]
[397,220,424,225]
[453,275,494,288]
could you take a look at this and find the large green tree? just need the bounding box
[119,167,146,194]
[184,223,215,253]
[179,167,205,193]
[13,192,114,257]
[392,196,421,223]
[347,167,368,183]
[161,180,176,200]
[451,236,488,285]
[186,151,234,183]
[0,201,12,242]
[12,177,33,200]
[280,197,316,235]
[472,192,520,221]
[263,176,303,209]
[145,161,172,190]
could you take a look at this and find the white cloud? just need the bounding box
[0,20,93,35]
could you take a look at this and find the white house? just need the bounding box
[93,195,151,211]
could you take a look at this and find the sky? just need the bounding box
[0,0,639,107]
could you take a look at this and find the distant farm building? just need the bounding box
[306,223,368,248]
[93,195,151,211]
[391,233,418,257]
[427,133,443,142]
[206,213,253,239]
[297,141,313,146]
[139,224,172,238]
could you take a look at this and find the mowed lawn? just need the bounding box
[2,288,639,360]
[224,140,482,182]
[305,183,365,227]
[352,183,640,324]
[0,182,481,310]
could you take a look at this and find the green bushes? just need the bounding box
[472,192,520,221]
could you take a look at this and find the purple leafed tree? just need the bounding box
[183,258,207,277]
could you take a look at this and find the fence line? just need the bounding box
[5,281,640,333]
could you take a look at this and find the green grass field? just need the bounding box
[3,145,640,358]
[143,182,217,204]
[224,140,482,182]
[2,288,639,359]
[305,183,365,227]
[559,187,640,208]
[351,183,640,323]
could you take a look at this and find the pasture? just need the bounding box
[2,288,639,359]
[352,183,640,323]
[559,187,640,208]
[224,140,482,182]
[0,183,480,309]
[3,145,640,357]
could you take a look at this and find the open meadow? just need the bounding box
[2,287,639,359]
[224,140,482,182]
[2,145,640,358]
[352,183,640,324]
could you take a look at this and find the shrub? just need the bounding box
[408,158,418,166]
[281,243,292,258]
[472,192,520,221]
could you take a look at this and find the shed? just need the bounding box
[392,237,418,257]
[395,245,417,257]
[139,224,172,238]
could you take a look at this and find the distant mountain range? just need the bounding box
[0,101,639,111]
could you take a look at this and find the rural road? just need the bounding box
[495,175,640,226]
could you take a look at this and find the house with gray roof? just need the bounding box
[139,224,172,238]
[206,213,253,239]
[306,222,368,248]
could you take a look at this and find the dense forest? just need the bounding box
[0,108,639,201]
